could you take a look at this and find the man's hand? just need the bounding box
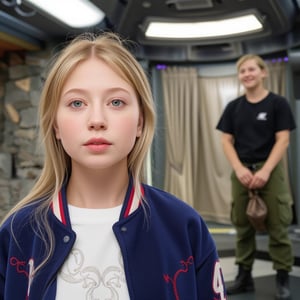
[248,169,270,189]
[235,166,254,188]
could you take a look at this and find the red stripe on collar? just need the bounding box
[123,185,144,218]
[58,191,67,225]
[52,185,145,222]
[124,186,135,218]
[51,191,67,225]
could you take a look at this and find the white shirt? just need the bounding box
[56,204,130,300]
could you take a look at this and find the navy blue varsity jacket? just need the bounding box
[0,180,227,299]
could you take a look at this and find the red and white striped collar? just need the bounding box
[51,184,144,224]
[51,191,67,225]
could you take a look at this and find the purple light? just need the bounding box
[266,56,288,64]
[156,64,167,70]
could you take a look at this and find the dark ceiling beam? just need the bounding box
[0,10,44,50]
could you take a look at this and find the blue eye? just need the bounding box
[111,99,123,107]
[71,100,83,108]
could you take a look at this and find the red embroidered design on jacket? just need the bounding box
[163,256,194,300]
[10,256,35,300]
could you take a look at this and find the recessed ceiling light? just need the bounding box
[145,14,263,39]
[25,0,105,28]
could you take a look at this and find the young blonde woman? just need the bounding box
[217,54,296,300]
[0,32,227,300]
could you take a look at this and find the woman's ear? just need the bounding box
[53,122,61,139]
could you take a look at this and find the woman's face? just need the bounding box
[238,58,267,90]
[54,57,143,173]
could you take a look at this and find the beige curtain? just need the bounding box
[265,60,286,94]
[265,61,292,197]
[161,67,199,207]
[196,76,239,223]
[161,61,287,223]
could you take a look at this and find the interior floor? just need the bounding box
[210,224,300,299]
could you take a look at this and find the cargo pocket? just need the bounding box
[231,200,249,226]
[277,194,293,226]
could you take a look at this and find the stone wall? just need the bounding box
[0,51,49,220]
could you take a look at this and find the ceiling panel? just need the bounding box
[0,0,299,61]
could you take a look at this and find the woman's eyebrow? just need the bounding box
[62,87,132,96]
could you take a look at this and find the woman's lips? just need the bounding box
[84,138,112,152]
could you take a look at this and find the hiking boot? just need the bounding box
[226,265,254,295]
[275,270,291,300]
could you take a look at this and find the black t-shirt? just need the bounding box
[216,92,296,163]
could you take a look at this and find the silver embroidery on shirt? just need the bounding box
[59,248,126,300]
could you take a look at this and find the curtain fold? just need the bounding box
[196,76,239,222]
[161,67,199,207]
[265,61,292,196]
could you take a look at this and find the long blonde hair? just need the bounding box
[1,32,156,272]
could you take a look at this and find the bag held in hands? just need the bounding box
[246,189,267,231]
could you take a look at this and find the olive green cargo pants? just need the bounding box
[231,161,294,271]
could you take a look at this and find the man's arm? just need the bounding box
[220,132,253,188]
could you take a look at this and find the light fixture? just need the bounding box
[24,0,105,28]
[145,13,263,39]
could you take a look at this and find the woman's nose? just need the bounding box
[87,109,107,130]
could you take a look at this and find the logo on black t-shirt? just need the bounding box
[256,112,267,121]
